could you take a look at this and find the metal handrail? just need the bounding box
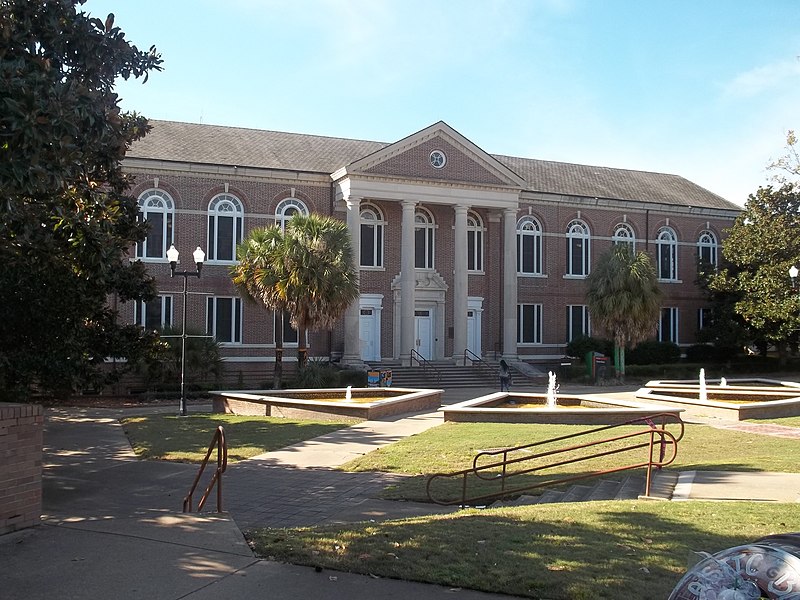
[426,413,684,506]
[463,349,496,384]
[410,348,441,384]
[183,426,227,513]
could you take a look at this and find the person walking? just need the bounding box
[498,359,511,392]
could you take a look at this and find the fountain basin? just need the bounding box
[211,387,443,421]
[441,392,682,425]
[636,378,800,420]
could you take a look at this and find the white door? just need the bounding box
[466,309,480,358]
[414,309,433,360]
[359,308,379,361]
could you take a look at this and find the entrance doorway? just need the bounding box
[414,309,433,360]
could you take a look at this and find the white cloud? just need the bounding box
[723,58,800,98]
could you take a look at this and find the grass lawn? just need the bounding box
[339,422,800,502]
[249,500,800,600]
[121,414,353,462]
[748,415,800,427]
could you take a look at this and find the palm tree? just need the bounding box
[586,244,662,379]
[232,214,359,382]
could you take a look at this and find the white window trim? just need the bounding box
[207,194,244,264]
[207,296,243,345]
[467,210,484,274]
[136,189,174,261]
[517,216,543,276]
[566,219,591,277]
[360,204,385,270]
[517,303,543,345]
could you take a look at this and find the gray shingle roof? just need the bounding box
[128,120,739,211]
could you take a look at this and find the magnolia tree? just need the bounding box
[0,1,163,398]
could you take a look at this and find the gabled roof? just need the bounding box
[127,120,740,211]
[496,155,737,210]
[127,120,387,173]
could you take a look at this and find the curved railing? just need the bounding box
[426,413,684,506]
[183,426,228,513]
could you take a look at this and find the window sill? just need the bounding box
[657,278,683,284]
[518,273,547,278]
[563,274,588,280]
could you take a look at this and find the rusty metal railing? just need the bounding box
[183,426,227,513]
[426,413,684,506]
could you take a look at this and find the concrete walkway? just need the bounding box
[2,384,799,599]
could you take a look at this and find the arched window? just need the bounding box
[657,227,678,280]
[697,230,718,267]
[566,219,590,276]
[360,204,384,268]
[517,216,543,275]
[275,197,308,230]
[414,207,435,269]
[467,211,483,272]
[612,223,636,252]
[207,194,244,262]
[136,189,174,259]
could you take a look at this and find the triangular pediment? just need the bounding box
[335,122,525,189]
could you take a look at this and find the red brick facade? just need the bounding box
[0,404,43,535]
[121,121,739,379]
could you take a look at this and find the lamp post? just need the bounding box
[167,244,205,416]
[790,265,799,290]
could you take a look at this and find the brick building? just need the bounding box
[122,120,740,376]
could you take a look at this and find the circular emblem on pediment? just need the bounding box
[429,149,446,169]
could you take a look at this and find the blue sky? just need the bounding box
[84,0,799,206]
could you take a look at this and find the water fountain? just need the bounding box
[699,368,708,403]
[546,371,558,409]
[635,376,800,420]
[211,386,443,420]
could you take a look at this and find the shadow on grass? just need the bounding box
[122,414,352,462]
[250,501,800,600]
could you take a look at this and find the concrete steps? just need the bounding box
[493,470,677,507]
[367,360,547,389]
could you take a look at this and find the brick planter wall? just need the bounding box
[0,404,43,535]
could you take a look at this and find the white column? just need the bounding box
[342,195,362,366]
[502,207,518,359]
[399,200,416,365]
[452,204,468,364]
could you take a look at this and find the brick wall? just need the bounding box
[0,403,43,535]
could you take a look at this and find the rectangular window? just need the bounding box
[207,297,242,344]
[517,304,543,344]
[360,222,383,267]
[217,215,234,261]
[658,244,677,280]
[134,295,173,330]
[414,227,433,269]
[467,229,482,271]
[659,307,679,343]
[273,311,299,345]
[518,234,541,274]
[698,307,712,332]
[145,212,164,258]
[566,305,590,342]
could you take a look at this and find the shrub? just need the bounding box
[566,335,612,359]
[627,340,681,365]
[685,344,718,363]
[337,368,368,387]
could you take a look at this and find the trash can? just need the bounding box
[668,532,800,599]
[367,370,380,387]
[380,370,393,387]
[593,355,608,382]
